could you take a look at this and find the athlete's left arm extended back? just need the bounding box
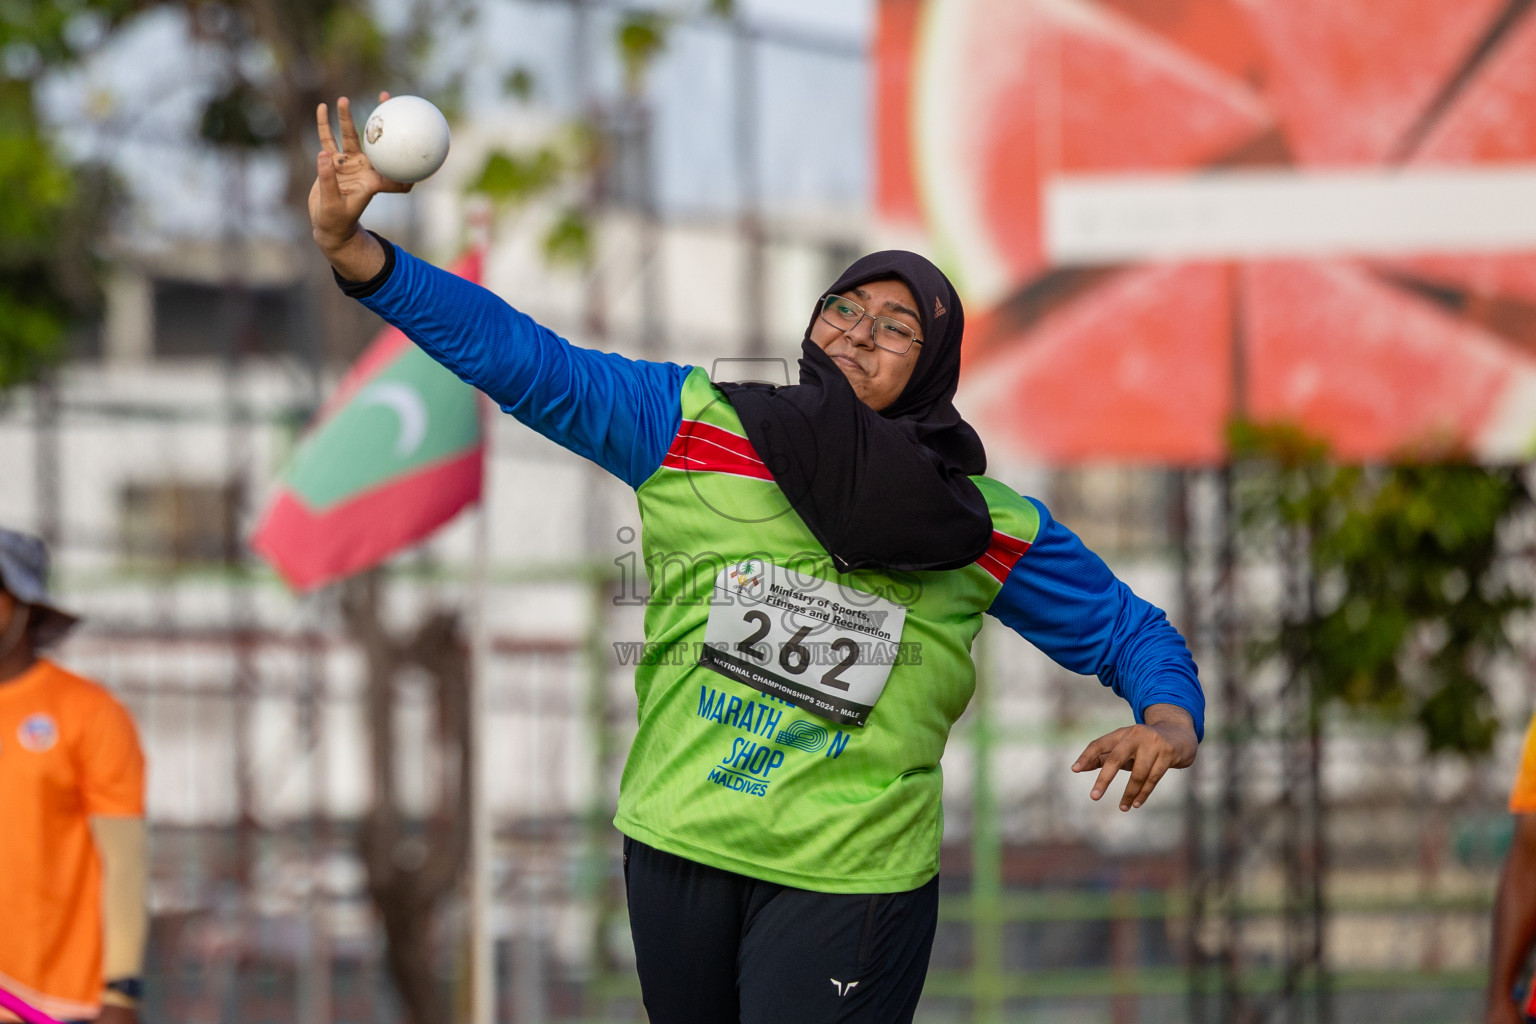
[986,496,1205,740]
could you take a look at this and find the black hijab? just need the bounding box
[717,251,992,573]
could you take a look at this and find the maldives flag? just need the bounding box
[252,250,485,591]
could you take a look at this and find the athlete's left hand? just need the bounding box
[96,1004,137,1024]
[1071,703,1198,811]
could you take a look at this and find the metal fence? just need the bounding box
[41,543,1524,1024]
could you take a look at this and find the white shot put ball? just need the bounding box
[361,95,450,184]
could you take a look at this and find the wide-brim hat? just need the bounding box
[0,529,80,648]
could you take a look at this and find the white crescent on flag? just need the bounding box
[359,381,429,459]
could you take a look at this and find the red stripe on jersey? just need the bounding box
[661,420,774,482]
[678,420,764,463]
[977,529,1032,584]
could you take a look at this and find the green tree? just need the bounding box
[464,4,733,269]
[1,0,416,384]
[189,0,404,200]
[0,1,136,389]
[1233,422,1531,755]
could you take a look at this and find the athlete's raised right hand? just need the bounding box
[309,94,410,274]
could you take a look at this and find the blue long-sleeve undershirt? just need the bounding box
[359,246,689,489]
[989,499,1204,739]
[354,245,1203,736]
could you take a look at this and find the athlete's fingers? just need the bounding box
[1071,742,1097,773]
[1071,727,1128,773]
[377,173,414,195]
[1089,737,1136,802]
[316,102,339,153]
[1116,735,1160,808]
[317,150,344,209]
[1136,749,1177,809]
[338,96,362,152]
[379,90,391,102]
[1120,746,1174,811]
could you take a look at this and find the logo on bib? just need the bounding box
[725,559,765,595]
[18,713,58,753]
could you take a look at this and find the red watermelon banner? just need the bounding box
[252,251,485,590]
[878,0,1536,464]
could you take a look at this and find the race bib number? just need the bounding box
[699,559,909,727]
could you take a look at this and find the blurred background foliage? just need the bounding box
[0,0,136,390]
[615,10,669,96]
[0,0,720,388]
[462,5,730,270]
[1233,421,1532,755]
[1,0,468,389]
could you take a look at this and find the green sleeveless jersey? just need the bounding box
[615,369,1040,893]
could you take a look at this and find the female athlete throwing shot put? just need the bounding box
[310,95,1202,1024]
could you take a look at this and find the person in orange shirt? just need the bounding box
[1489,712,1536,1024]
[0,530,146,1024]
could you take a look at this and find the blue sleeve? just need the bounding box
[357,247,689,489]
[986,497,1205,740]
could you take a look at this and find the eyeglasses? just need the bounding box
[818,295,924,356]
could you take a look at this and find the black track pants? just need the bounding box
[623,836,940,1024]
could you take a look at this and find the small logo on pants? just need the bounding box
[831,979,859,997]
